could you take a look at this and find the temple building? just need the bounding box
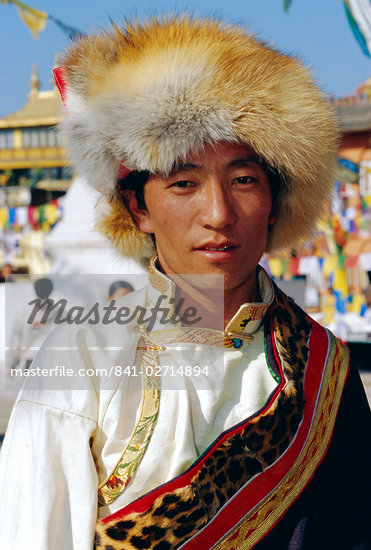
[0,65,71,200]
[337,77,371,166]
[0,66,70,272]
[0,64,141,277]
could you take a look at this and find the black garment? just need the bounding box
[255,363,371,550]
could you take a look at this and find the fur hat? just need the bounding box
[57,15,338,263]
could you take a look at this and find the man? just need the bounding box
[107,280,135,301]
[0,15,370,550]
[7,277,55,373]
[0,263,13,284]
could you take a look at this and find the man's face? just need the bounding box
[132,142,274,295]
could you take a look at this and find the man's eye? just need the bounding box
[233,176,256,185]
[171,180,194,188]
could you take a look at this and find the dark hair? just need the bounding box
[108,280,134,297]
[118,170,151,210]
[34,278,53,299]
[118,163,282,212]
[265,165,282,212]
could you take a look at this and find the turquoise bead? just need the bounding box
[232,338,243,349]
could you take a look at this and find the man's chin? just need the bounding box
[171,272,224,292]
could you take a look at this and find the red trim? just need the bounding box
[53,67,67,107]
[117,163,132,181]
[251,342,351,547]
[182,325,345,549]
[101,311,285,524]
[102,322,347,547]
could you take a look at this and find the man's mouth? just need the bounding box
[202,245,233,251]
[197,242,238,251]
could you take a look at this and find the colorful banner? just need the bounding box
[343,0,371,57]
[283,0,371,56]
[0,202,61,229]
[48,15,84,41]
[14,0,47,39]
[283,0,293,12]
[0,0,85,39]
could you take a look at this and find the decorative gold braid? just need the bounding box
[97,338,161,506]
[136,327,253,348]
[226,304,271,333]
[213,334,349,549]
[148,256,171,295]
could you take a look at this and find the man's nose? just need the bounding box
[199,181,237,229]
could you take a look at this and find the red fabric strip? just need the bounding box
[182,324,344,549]
[53,67,68,107]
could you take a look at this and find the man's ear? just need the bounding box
[126,190,154,234]
[268,210,277,225]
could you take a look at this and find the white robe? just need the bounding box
[0,267,276,550]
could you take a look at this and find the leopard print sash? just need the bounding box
[94,287,313,550]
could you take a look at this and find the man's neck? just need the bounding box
[152,258,261,331]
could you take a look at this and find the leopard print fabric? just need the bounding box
[95,287,312,550]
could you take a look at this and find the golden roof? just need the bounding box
[0,90,62,128]
[0,65,62,129]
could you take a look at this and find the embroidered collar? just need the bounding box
[148,256,274,337]
[225,268,274,335]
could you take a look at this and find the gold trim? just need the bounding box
[0,160,69,170]
[148,257,273,336]
[0,117,61,129]
[226,304,271,333]
[136,326,253,348]
[224,331,254,341]
[213,334,349,549]
[98,339,161,506]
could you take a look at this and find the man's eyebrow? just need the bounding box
[229,156,264,168]
[167,156,264,176]
[169,162,199,174]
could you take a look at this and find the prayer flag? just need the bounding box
[13,0,48,39]
[44,204,59,225]
[288,257,300,276]
[0,208,9,228]
[8,207,16,225]
[334,290,347,313]
[344,255,359,268]
[268,258,283,278]
[343,0,371,57]
[333,269,348,296]
[360,252,371,270]
[1,0,84,40]
[323,255,339,277]
[349,292,366,313]
[283,0,293,12]
[49,15,86,40]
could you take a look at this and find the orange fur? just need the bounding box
[60,15,338,261]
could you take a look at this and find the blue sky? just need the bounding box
[0,0,370,117]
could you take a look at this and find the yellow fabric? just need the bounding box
[0,208,9,228]
[323,255,338,277]
[268,258,283,278]
[44,204,58,225]
[333,268,348,296]
[1,0,48,39]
